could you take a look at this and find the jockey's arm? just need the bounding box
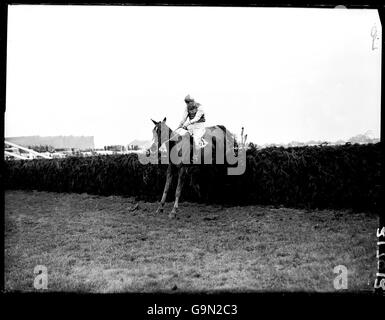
[178,109,188,128]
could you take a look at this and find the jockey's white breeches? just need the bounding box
[174,121,206,151]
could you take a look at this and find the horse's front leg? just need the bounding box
[156,165,173,214]
[170,166,185,218]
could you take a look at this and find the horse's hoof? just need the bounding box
[156,207,163,214]
[168,211,176,219]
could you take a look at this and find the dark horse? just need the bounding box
[148,117,238,218]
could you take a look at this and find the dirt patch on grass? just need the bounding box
[4,190,378,292]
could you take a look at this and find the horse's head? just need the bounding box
[149,117,171,153]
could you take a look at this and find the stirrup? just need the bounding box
[199,139,208,148]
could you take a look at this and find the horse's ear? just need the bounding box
[151,119,158,125]
[162,117,167,122]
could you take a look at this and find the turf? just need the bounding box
[4,190,378,292]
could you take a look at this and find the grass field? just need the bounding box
[4,190,378,292]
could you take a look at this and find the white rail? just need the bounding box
[4,150,30,160]
[4,140,52,159]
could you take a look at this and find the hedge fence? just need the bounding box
[3,143,382,213]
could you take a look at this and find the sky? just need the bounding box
[5,5,382,148]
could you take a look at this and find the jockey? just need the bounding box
[175,94,208,160]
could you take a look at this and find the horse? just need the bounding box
[148,117,239,218]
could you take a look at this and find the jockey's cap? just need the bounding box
[184,95,194,103]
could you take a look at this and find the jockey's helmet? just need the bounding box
[184,95,194,103]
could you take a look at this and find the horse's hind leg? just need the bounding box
[156,165,173,214]
[170,166,185,218]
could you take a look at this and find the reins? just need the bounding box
[158,131,182,148]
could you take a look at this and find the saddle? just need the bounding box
[175,127,225,163]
